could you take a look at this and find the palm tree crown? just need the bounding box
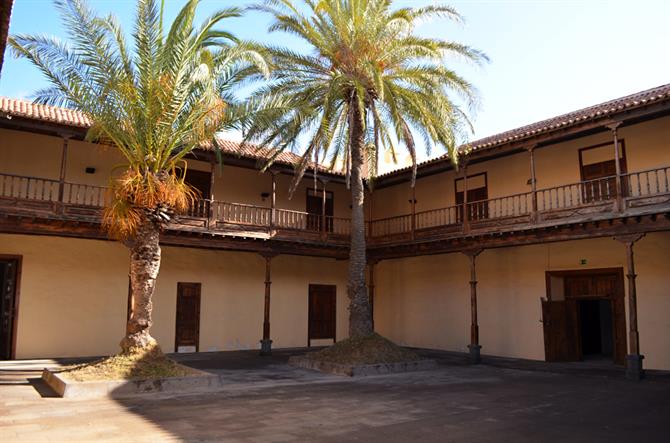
[10,0,268,237]
[245,0,487,187]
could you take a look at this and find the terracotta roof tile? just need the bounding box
[0,96,92,127]
[0,96,336,173]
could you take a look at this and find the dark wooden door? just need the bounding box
[0,258,19,360]
[580,144,627,202]
[306,189,334,232]
[541,299,580,362]
[456,187,489,222]
[183,169,211,217]
[308,284,336,342]
[175,283,201,352]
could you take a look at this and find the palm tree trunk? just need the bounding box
[120,219,161,353]
[348,104,373,338]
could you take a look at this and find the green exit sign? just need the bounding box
[580,259,587,265]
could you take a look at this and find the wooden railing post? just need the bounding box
[615,233,645,380]
[527,144,538,222]
[57,135,69,212]
[607,122,624,212]
[463,248,483,363]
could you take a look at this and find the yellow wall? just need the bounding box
[1,233,348,359]
[0,128,351,218]
[375,233,670,370]
[372,116,670,219]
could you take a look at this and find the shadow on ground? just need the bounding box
[3,349,670,442]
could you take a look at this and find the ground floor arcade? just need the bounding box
[1,232,669,372]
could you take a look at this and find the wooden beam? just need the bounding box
[369,213,670,260]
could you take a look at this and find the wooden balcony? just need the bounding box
[1,166,669,255]
[367,166,670,248]
[0,172,351,248]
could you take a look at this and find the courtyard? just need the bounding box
[1,350,669,442]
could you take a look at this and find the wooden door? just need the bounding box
[308,284,336,342]
[306,189,334,232]
[579,143,627,202]
[541,299,580,362]
[0,259,19,360]
[455,181,489,222]
[175,283,201,352]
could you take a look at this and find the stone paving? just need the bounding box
[1,349,669,442]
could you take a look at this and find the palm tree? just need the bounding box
[9,0,268,353]
[243,0,486,338]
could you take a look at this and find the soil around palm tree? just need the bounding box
[59,344,198,382]
[306,333,420,365]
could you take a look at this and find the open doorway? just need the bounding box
[541,269,626,365]
[578,299,614,360]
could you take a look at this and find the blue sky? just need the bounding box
[1,0,669,159]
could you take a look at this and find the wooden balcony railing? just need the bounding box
[212,201,271,226]
[536,176,617,211]
[0,173,60,202]
[1,165,669,245]
[62,182,107,207]
[624,166,670,197]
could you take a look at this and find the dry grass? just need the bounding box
[59,345,199,382]
[306,333,420,365]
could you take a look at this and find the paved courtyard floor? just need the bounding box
[1,349,669,442]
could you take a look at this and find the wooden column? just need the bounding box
[57,136,69,212]
[321,179,327,240]
[607,122,624,212]
[410,185,416,239]
[207,161,216,229]
[528,144,538,222]
[367,188,373,238]
[260,253,276,356]
[462,165,470,233]
[615,233,645,380]
[463,249,483,363]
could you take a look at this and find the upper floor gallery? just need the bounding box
[1,84,669,258]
